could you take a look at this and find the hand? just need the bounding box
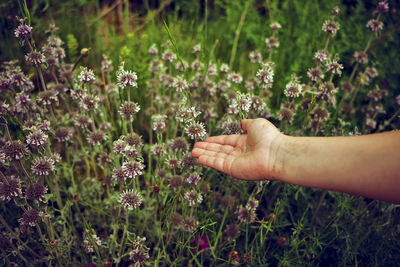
[192,118,284,181]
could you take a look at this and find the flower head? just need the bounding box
[117,69,138,88]
[366,19,384,33]
[14,23,32,39]
[0,176,22,202]
[256,62,274,89]
[26,182,48,202]
[185,121,206,139]
[122,161,144,179]
[2,140,27,161]
[87,130,107,146]
[19,208,41,227]
[26,130,48,147]
[162,49,177,62]
[172,76,188,92]
[78,67,96,83]
[284,75,302,98]
[31,157,54,176]
[119,101,140,119]
[322,20,340,35]
[187,173,201,186]
[54,127,73,142]
[25,51,45,65]
[184,190,203,206]
[120,189,143,210]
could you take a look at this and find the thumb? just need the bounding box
[241,119,253,132]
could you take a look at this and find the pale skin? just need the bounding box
[192,118,400,204]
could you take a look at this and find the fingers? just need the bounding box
[242,119,252,132]
[198,154,235,176]
[203,134,241,146]
[193,142,236,154]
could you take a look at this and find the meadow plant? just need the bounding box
[0,1,400,266]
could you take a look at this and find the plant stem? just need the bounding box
[229,0,250,69]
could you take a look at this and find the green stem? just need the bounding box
[229,0,250,69]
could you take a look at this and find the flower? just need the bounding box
[314,50,330,64]
[322,20,340,35]
[172,76,188,92]
[122,161,144,179]
[353,51,368,64]
[181,153,198,169]
[326,58,343,75]
[2,140,27,161]
[162,49,177,62]
[120,189,143,210]
[256,62,274,89]
[184,216,197,232]
[152,114,167,132]
[377,1,389,13]
[31,157,54,176]
[236,205,256,223]
[270,22,281,31]
[366,19,383,33]
[37,90,59,106]
[152,144,166,157]
[78,67,96,83]
[220,63,229,74]
[101,55,113,73]
[307,68,324,82]
[185,121,206,139]
[19,208,41,227]
[249,50,262,63]
[169,137,188,152]
[149,44,158,56]
[117,69,138,88]
[26,182,48,202]
[192,44,201,55]
[284,75,302,98]
[186,173,201,186]
[75,115,92,128]
[119,102,140,119]
[228,72,243,83]
[168,175,184,191]
[184,190,203,206]
[124,145,139,159]
[112,168,125,182]
[129,236,149,265]
[279,107,294,123]
[25,51,45,65]
[54,127,73,142]
[266,37,279,48]
[14,23,33,39]
[0,176,22,202]
[87,130,107,145]
[224,224,240,240]
[80,94,99,110]
[26,130,48,147]
[83,232,102,253]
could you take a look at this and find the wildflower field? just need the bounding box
[1,0,400,266]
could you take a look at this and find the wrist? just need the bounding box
[267,132,292,181]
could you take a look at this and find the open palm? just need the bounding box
[192,118,283,181]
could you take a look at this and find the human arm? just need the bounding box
[192,118,400,203]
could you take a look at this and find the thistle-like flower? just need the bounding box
[0,176,22,202]
[120,189,143,210]
[366,19,384,33]
[228,72,243,84]
[14,22,33,39]
[117,68,138,88]
[25,51,45,65]
[256,62,274,89]
[26,129,48,147]
[270,22,282,31]
[186,173,201,186]
[162,49,177,62]
[249,51,262,63]
[326,58,343,75]
[26,182,48,202]
[122,160,144,179]
[172,76,188,92]
[322,20,340,35]
[307,68,324,82]
[119,101,140,119]
[80,94,99,110]
[87,130,107,146]
[284,75,302,98]
[148,44,158,56]
[184,190,203,206]
[78,67,96,83]
[152,114,167,133]
[2,140,27,161]
[54,127,73,142]
[185,121,206,139]
[31,157,54,176]
[19,208,41,227]
[266,37,279,48]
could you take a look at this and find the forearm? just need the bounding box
[274,131,400,203]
